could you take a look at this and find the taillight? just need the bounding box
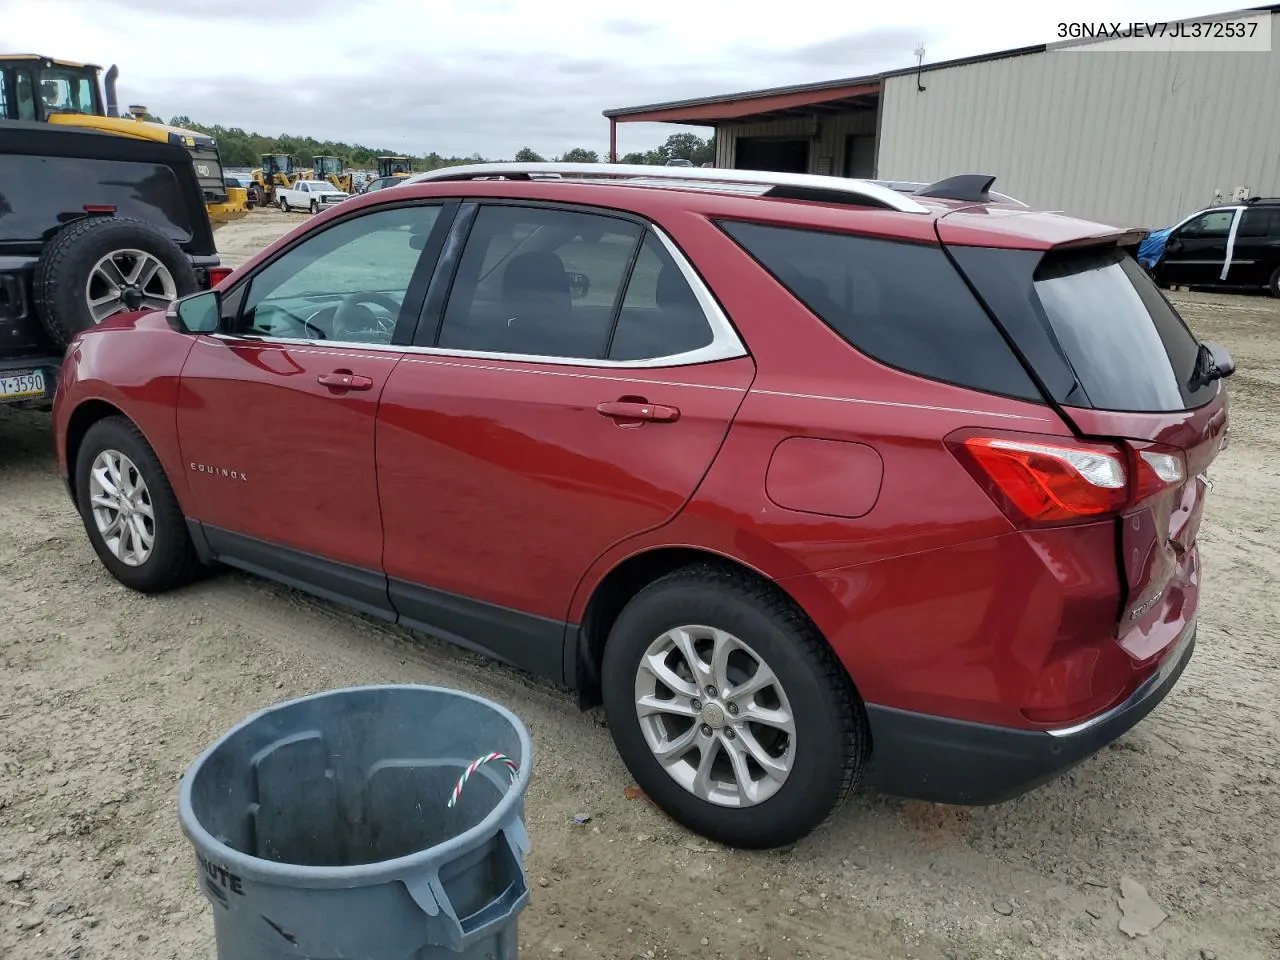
[950,432,1188,526]
[955,436,1128,524]
[1133,449,1185,503]
[208,266,234,286]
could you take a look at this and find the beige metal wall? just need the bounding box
[714,110,877,175]
[877,13,1280,227]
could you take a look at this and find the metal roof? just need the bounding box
[605,4,1280,123]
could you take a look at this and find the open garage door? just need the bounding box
[734,137,809,173]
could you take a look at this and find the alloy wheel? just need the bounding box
[84,249,178,324]
[88,449,156,567]
[634,624,795,807]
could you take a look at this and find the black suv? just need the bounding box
[0,122,221,410]
[1151,197,1280,297]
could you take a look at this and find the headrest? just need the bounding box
[502,251,569,299]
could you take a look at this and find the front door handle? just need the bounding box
[317,370,374,391]
[596,399,680,423]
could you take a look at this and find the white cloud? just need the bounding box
[0,0,1256,157]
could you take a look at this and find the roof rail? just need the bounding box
[400,162,931,214]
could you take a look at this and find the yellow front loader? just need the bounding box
[249,155,303,207]
[313,156,353,193]
[0,54,249,228]
[376,156,413,179]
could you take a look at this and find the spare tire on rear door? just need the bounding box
[32,216,198,348]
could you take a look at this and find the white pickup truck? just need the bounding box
[276,180,351,214]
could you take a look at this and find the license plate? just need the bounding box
[0,369,46,400]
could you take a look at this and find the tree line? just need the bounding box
[166,116,715,171]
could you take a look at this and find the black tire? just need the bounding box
[279,196,290,212]
[32,216,198,348]
[1269,266,1280,298]
[310,200,319,215]
[601,564,868,849]
[74,416,202,594]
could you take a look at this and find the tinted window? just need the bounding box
[436,205,642,359]
[608,233,714,360]
[1032,247,1213,412]
[1238,207,1280,238]
[719,220,1040,400]
[1179,209,1234,238]
[237,205,439,344]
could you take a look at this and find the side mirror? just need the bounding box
[568,272,590,300]
[1205,341,1235,379]
[166,289,221,334]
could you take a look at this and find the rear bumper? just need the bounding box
[863,624,1196,804]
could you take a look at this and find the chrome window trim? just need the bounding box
[212,223,748,369]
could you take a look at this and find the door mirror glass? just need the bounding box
[168,290,221,334]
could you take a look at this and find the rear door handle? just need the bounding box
[317,370,374,391]
[596,400,680,423]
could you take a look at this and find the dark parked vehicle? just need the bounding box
[0,122,225,409]
[1148,197,1280,296]
[54,162,1231,849]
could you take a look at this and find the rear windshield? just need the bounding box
[1032,247,1213,412]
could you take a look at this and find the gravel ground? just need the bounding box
[1,209,1277,960]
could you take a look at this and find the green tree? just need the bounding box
[513,146,545,162]
[558,147,599,163]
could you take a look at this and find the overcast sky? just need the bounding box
[0,0,1256,158]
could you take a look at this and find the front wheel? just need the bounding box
[601,565,869,849]
[74,416,202,594]
[310,200,319,215]
[1269,266,1280,298]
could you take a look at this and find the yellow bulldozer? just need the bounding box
[249,154,304,207]
[313,156,353,193]
[0,54,249,227]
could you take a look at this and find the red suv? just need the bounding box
[52,164,1233,849]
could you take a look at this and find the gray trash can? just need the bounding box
[178,684,533,959]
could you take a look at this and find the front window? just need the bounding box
[1179,209,1234,239]
[37,66,97,115]
[235,205,441,345]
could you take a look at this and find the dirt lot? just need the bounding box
[1,209,1277,960]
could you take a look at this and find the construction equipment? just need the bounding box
[313,155,353,193]
[0,54,249,227]
[376,156,413,179]
[249,154,303,207]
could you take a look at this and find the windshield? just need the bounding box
[1032,247,1214,412]
[37,66,97,115]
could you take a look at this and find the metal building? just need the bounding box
[604,6,1280,227]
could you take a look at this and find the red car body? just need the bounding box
[53,171,1229,810]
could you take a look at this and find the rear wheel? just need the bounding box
[1269,266,1280,298]
[279,196,290,212]
[32,217,197,347]
[74,416,201,594]
[601,564,868,849]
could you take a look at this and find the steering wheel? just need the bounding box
[332,292,401,340]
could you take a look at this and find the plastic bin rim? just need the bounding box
[176,683,534,887]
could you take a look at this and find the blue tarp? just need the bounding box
[1137,227,1174,269]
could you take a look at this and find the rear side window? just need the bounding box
[1239,207,1280,238]
[718,220,1041,401]
[1032,247,1214,412]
